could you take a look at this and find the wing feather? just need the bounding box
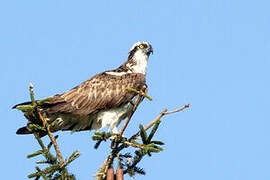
[45,72,146,115]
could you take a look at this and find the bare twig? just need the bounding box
[132,104,190,139]
[119,95,143,137]
[164,104,190,114]
[120,86,150,137]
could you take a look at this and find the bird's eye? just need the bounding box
[139,44,144,49]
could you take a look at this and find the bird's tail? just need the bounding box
[16,125,47,137]
[13,101,48,137]
[16,126,32,135]
[12,101,32,109]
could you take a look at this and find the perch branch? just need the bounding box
[125,88,152,101]
[119,86,149,137]
[95,92,145,180]
[119,95,143,137]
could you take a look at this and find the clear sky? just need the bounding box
[1,0,270,179]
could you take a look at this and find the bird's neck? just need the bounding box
[106,51,149,76]
[126,51,149,75]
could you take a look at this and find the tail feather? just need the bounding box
[12,101,32,109]
[13,99,57,137]
[16,126,47,137]
[16,126,32,135]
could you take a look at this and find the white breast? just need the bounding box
[91,95,139,133]
[128,50,149,75]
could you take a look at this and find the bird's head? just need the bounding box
[128,41,153,60]
[125,41,153,75]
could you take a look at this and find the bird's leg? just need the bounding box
[109,127,129,149]
[108,126,119,141]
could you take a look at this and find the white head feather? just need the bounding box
[127,41,152,75]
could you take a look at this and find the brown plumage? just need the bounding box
[45,72,146,115]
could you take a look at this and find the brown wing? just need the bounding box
[45,72,146,115]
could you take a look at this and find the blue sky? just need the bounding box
[1,0,270,179]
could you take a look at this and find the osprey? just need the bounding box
[13,41,153,136]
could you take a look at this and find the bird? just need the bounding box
[13,41,153,136]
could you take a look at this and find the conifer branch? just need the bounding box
[123,141,146,149]
[94,84,190,180]
[33,133,47,152]
[36,109,64,165]
[126,88,153,101]
[95,87,149,180]
[61,151,80,168]
[19,84,189,179]
[36,161,50,164]
[21,84,80,179]
[30,83,64,165]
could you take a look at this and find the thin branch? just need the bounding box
[120,86,149,137]
[123,141,146,150]
[36,161,49,164]
[29,83,36,106]
[126,88,153,101]
[20,83,79,179]
[36,109,64,165]
[132,104,190,139]
[29,83,64,165]
[33,132,47,151]
[61,151,80,168]
[119,95,143,137]
[123,155,143,175]
[164,104,190,114]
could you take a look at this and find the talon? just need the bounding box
[110,134,122,149]
[110,134,119,140]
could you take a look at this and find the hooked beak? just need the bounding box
[146,46,153,55]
